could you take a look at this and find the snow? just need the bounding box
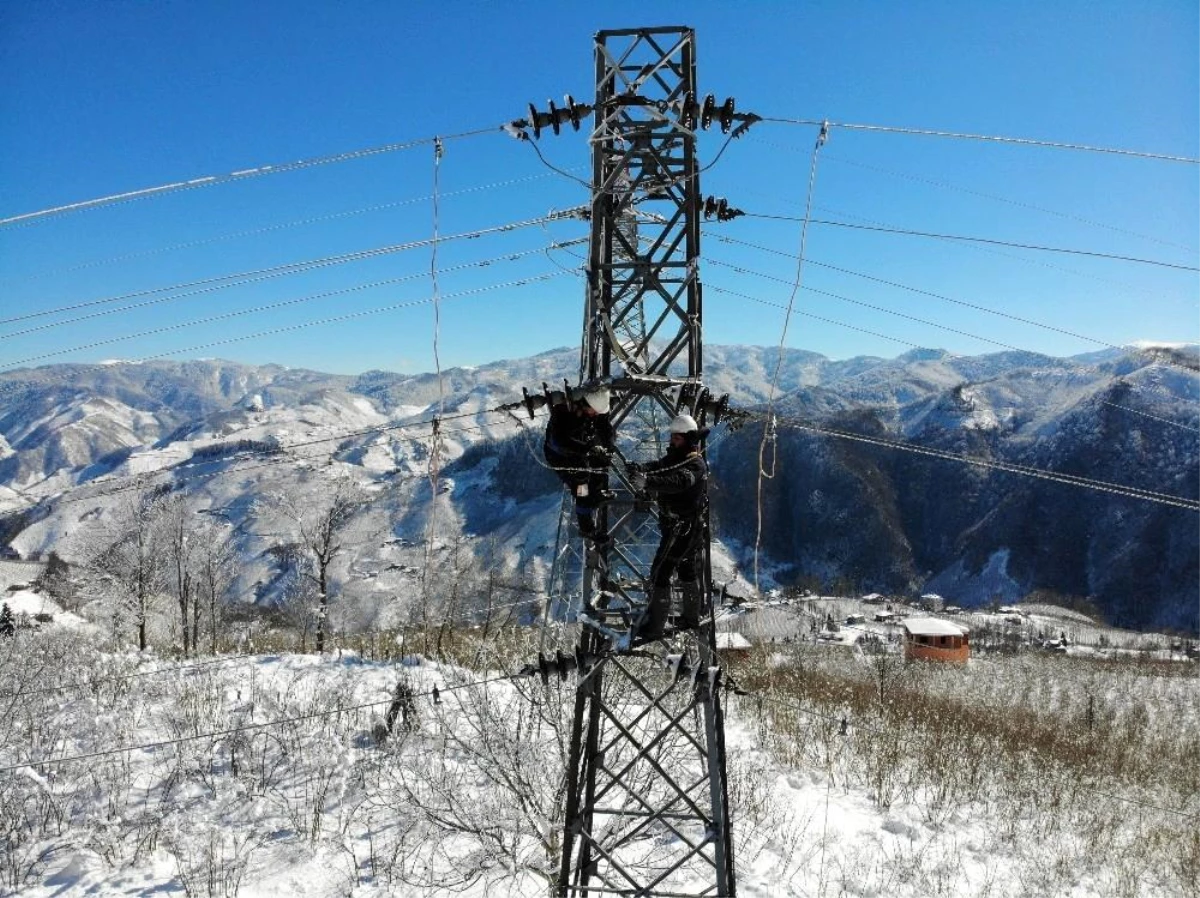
[901,616,968,637]
[1,601,1195,898]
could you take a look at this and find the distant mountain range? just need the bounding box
[1,343,1196,632]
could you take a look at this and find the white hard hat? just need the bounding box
[669,414,699,435]
[582,386,610,415]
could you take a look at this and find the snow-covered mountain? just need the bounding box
[0,344,1196,631]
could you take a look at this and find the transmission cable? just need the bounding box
[1,241,585,370]
[709,257,1028,353]
[0,671,518,772]
[706,282,930,351]
[748,140,1199,254]
[759,412,1200,511]
[711,234,1183,359]
[743,212,1199,272]
[5,169,580,284]
[2,270,573,372]
[0,126,501,228]
[818,152,1199,253]
[1100,400,1200,434]
[760,117,1200,164]
[0,212,584,333]
[734,189,1198,311]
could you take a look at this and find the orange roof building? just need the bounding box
[902,618,970,663]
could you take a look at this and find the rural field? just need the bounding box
[2,608,1197,898]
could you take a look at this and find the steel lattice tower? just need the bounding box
[557,27,737,898]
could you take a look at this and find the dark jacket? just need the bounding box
[544,405,613,465]
[644,448,707,518]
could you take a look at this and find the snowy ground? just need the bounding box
[3,607,1197,898]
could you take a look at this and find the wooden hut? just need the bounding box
[902,618,970,663]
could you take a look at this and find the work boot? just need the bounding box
[633,587,672,644]
[676,581,704,630]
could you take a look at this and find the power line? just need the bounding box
[706,282,927,350]
[762,412,1200,511]
[1100,400,1200,434]
[708,257,1029,353]
[3,169,579,284]
[743,212,1200,272]
[818,153,1199,254]
[746,140,1198,254]
[1,241,585,369]
[0,126,501,228]
[760,117,1200,164]
[123,270,572,368]
[711,234,1167,357]
[0,670,518,773]
[0,212,584,334]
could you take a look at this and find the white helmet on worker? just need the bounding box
[669,414,699,435]
[582,386,610,415]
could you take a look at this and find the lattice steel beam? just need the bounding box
[556,26,738,898]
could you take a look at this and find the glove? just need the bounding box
[629,471,647,493]
[586,446,611,466]
[626,461,643,474]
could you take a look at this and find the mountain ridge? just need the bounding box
[0,344,1195,632]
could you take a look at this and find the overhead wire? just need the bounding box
[743,212,1200,272]
[0,670,520,773]
[711,234,1183,359]
[3,270,575,373]
[1099,400,1200,434]
[709,257,1029,353]
[0,211,585,334]
[705,282,927,351]
[1,241,586,370]
[759,117,1200,165]
[736,182,1197,313]
[422,137,448,645]
[762,412,1200,511]
[747,138,1198,254]
[3,168,583,284]
[817,152,1199,254]
[0,126,502,228]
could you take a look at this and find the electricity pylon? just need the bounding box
[508,26,757,898]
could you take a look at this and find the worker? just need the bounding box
[543,385,614,542]
[629,413,709,641]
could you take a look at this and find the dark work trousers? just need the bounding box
[649,514,704,588]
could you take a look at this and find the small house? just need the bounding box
[902,618,970,663]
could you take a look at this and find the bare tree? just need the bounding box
[264,477,365,653]
[159,493,198,656]
[193,516,238,654]
[374,669,573,894]
[87,487,169,651]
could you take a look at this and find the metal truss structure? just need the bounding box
[555,26,738,898]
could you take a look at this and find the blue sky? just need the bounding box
[1,1,1196,375]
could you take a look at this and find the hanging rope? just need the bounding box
[754,120,829,592]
